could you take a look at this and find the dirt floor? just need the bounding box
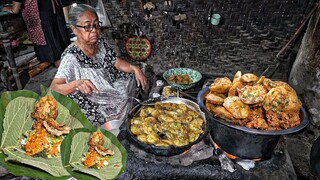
[285,126,320,180]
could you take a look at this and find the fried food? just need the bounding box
[43,120,71,136]
[83,131,114,169]
[228,71,244,96]
[23,96,71,157]
[223,96,250,119]
[263,86,302,113]
[130,102,204,147]
[209,77,232,94]
[237,84,267,104]
[265,110,301,129]
[162,86,177,97]
[244,107,268,130]
[205,92,226,105]
[205,71,302,130]
[88,131,104,147]
[240,73,259,83]
[168,74,193,84]
[206,103,234,122]
[32,96,58,120]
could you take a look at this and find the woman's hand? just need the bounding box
[50,78,98,96]
[114,58,148,90]
[75,79,99,94]
[131,65,147,90]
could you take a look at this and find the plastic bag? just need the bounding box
[95,0,112,27]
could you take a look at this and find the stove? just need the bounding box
[117,129,296,180]
[129,136,214,166]
[118,73,297,179]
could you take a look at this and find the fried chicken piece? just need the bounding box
[94,145,115,156]
[43,120,71,136]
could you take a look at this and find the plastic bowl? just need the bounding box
[163,68,202,90]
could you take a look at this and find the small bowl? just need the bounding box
[163,68,202,90]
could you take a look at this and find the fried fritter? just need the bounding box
[237,84,267,105]
[263,86,302,113]
[205,92,226,105]
[32,96,58,120]
[205,71,303,130]
[223,96,250,119]
[209,77,232,94]
[240,73,259,84]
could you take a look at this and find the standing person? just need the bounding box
[4,0,70,67]
[50,4,147,127]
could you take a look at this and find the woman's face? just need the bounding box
[73,11,101,45]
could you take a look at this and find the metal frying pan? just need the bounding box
[126,96,210,156]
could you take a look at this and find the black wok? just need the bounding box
[197,86,309,159]
[126,96,210,156]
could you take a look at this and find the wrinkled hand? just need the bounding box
[75,79,98,94]
[132,66,147,90]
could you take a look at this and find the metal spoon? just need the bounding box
[128,97,155,106]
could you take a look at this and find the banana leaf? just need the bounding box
[61,128,127,180]
[0,87,95,179]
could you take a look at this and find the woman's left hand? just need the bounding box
[114,58,148,90]
[132,65,147,90]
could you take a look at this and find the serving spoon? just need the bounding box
[128,96,155,106]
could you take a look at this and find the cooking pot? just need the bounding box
[197,86,309,159]
[126,96,210,156]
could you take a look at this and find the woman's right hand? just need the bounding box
[75,79,99,94]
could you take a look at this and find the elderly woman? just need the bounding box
[50,4,147,127]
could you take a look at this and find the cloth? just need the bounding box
[55,38,137,127]
[14,0,70,63]
[16,0,46,45]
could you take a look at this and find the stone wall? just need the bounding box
[102,0,317,81]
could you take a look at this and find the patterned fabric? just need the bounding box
[21,0,46,45]
[55,38,136,127]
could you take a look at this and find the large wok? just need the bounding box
[198,86,309,159]
[126,96,210,156]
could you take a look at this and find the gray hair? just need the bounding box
[69,4,98,26]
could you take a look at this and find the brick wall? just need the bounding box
[102,0,316,81]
